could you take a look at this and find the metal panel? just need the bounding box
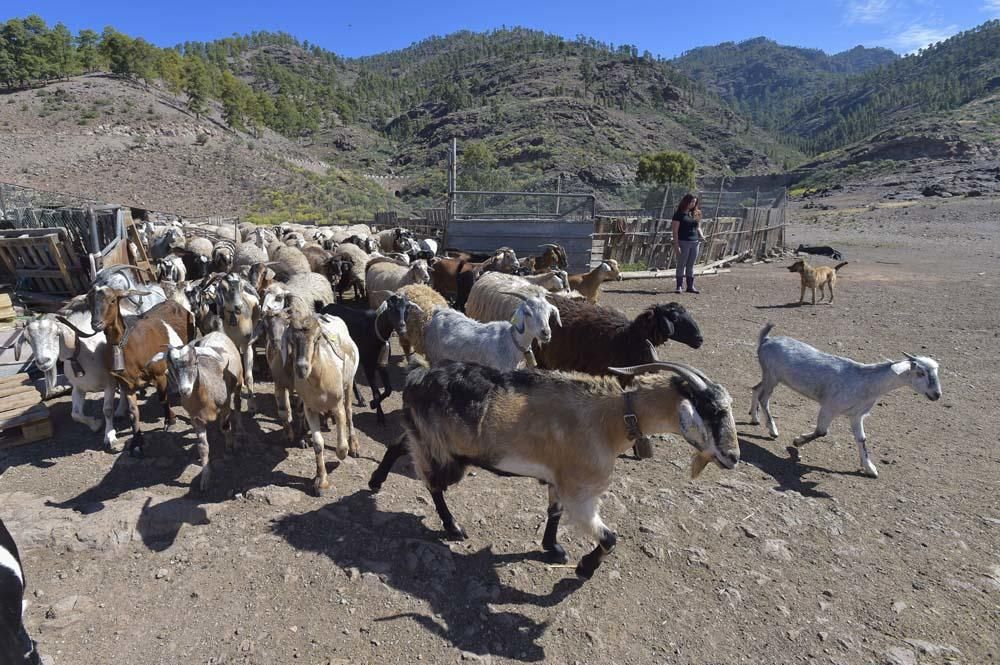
[446,220,595,272]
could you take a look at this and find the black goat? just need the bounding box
[1,518,41,664]
[170,247,210,281]
[320,294,414,424]
[795,245,844,261]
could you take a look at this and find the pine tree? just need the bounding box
[76,29,100,72]
[182,54,210,119]
[48,23,76,79]
[158,49,184,94]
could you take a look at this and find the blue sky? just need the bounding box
[5,0,995,57]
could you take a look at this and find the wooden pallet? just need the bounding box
[0,292,15,323]
[0,374,52,449]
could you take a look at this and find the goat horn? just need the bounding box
[645,339,660,361]
[54,315,102,339]
[902,352,918,360]
[499,291,530,302]
[537,244,559,249]
[608,361,709,392]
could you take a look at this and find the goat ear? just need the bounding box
[195,347,225,364]
[126,289,151,297]
[509,308,526,333]
[550,306,562,328]
[13,330,27,362]
[677,399,708,448]
[248,319,265,345]
[146,351,167,370]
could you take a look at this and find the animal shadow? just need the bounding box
[275,490,585,662]
[738,437,833,499]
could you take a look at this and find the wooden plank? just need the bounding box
[0,373,33,387]
[0,402,52,449]
[0,382,38,399]
[0,401,47,429]
[0,391,45,416]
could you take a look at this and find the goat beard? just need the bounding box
[690,451,714,479]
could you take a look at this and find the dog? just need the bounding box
[787,258,848,305]
[795,244,844,261]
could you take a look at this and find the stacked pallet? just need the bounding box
[0,293,15,325]
[0,373,52,449]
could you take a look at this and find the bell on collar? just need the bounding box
[113,346,126,372]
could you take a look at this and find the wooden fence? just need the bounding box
[594,203,786,269]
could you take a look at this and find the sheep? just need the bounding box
[88,287,195,454]
[149,226,185,260]
[366,258,430,309]
[750,323,942,478]
[320,293,415,425]
[1,518,41,664]
[282,311,360,495]
[234,241,268,273]
[148,332,243,491]
[465,272,568,324]
[534,297,704,374]
[368,359,739,579]
[261,272,335,315]
[301,244,332,273]
[423,293,560,371]
[268,245,312,282]
[153,254,187,284]
[215,273,261,410]
[375,227,414,253]
[567,260,622,302]
[211,239,237,273]
[395,284,448,360]
[330,243,370,301]
[249,309,297,444]
[186,236,214,266]
[416,238,438,260]
[344,235,379,254]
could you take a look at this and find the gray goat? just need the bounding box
[750,323,942,478]
[423,294,560,371]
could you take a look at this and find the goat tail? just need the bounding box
[834,262,848,272]
[757,322,775,349]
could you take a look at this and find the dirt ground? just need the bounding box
[1,193,998,665]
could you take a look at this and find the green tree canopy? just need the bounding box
[182,53,210,118]
[636,151,697,191]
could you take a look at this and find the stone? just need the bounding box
[245,485,303,507]
[883,646,917,665]
[891,601,907,614]
[902,639,962,658]
[762,539,793,561]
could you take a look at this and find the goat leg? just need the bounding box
[542,486,569,564]
[368,440,407,492]
[431,490,467,541]
[851,415,878,478]
[576,527,617,580]
[102,384,121,453]
[792,408,834,448]
[70,386,102,432]
[156,375,175,431]
[352,382,364,407]
[195,423,212,492]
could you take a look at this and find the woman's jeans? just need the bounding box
[676,240,700,286]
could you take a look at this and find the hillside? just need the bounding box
[0,74,395,221]
[1,20,805,217]
[673,37,897,131]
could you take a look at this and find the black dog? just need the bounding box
[795,245,844,261]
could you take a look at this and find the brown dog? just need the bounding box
[787,258,848,305]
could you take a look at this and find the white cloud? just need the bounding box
[846,0,893,24]
[983,0,1000,17]
[888,23,960,53]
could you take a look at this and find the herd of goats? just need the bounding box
[4,218,944,581]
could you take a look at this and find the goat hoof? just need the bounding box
[367,480,383,493]
[862,464,879,479]
[543,546,569,564]
[312,483,330,498]
[445,525,468,541]
[368,399,378,409]
[163,418,176,431]
[129,445,144,459]
[574,562,596,580]
[348,448,361,459]
[335,445,349,461]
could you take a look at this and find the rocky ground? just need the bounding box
[1,192,999,664]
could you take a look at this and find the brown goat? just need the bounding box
[88,286,195,455]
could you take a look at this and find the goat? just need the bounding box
[282,311,360,495]
[249,309,298,444]
[429,248,519,299]
[375,227,414,253]
[423,293,560,371]
[170,247,210,281]
[395,284,448,360]
[795,244,844,261]
[148,332,243,491]
[568,260,622,303]
[366,258,430,309]
[368,359,739,579]
[16,304,128,438]
[154,254,187,284]
[91,265,165,316]
[0,518,41,664]
[215,273,261,412]
[521,243,568,274]
[750,323,942,478]
[320,293,415,425]
[88,287,195,454]
[149,226,185,260]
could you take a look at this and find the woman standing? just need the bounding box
[671,194,705,294]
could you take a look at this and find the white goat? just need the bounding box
[750,323,942,478]
[283,312,360,495]
[423,294,560,371]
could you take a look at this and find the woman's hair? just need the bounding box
[674,194,698,216]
